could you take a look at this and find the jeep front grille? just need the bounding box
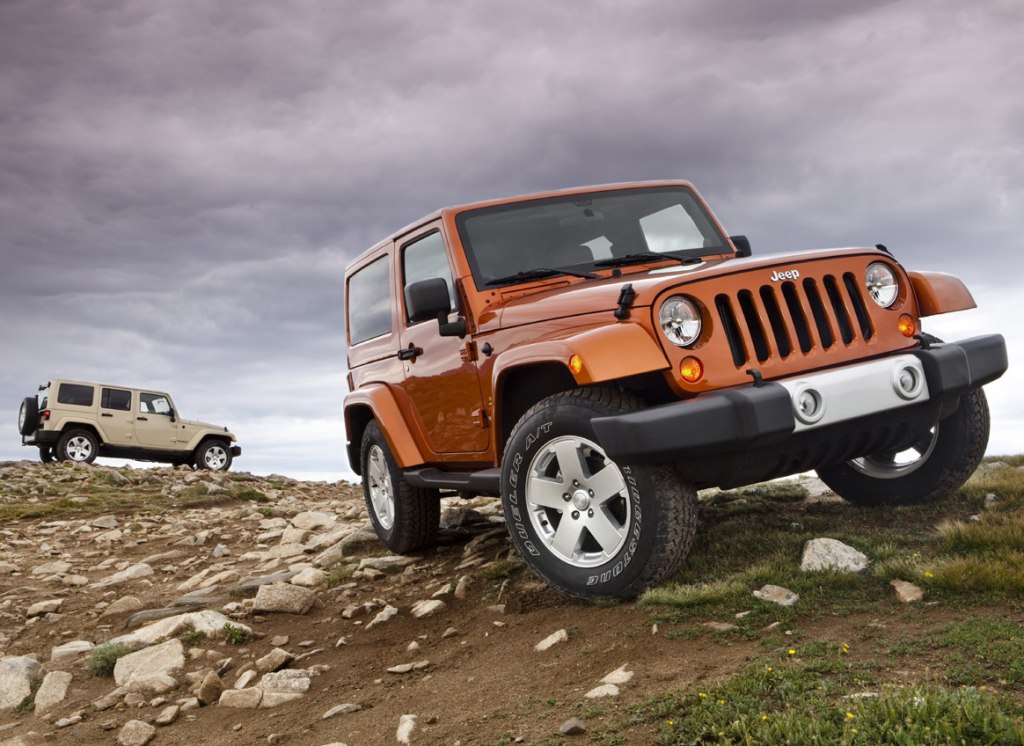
[715,273,874,366]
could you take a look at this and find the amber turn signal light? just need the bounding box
[680,356,704,383]
[569,354,584,375]
[897,314,917,338]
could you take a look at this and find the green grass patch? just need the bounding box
[324,564,355,588]
[88,643,137,676]
[179,629,207,647]
[477,559,526,582]
[223,622,252,645]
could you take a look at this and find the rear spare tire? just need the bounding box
[18,397,38,436]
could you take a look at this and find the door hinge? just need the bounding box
[460,341,478,362]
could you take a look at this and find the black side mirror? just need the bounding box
[404,278,467,338]
[730,235,752,258]
[167,408,176,422]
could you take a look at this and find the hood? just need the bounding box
[179,418,232,433]
[489,247,885,331]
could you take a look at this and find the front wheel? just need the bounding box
[56,429,99,464]
[501,387,698,601]
[360,421,439,553]
[817,387,990,506]
[194,440,233,471]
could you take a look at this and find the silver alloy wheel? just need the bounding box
[366,444,395,530]
[203,444,228,469]
[848,424,940,479]
[64,435,94,462]
[525,435,630,568]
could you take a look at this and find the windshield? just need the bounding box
[456,186,727,287]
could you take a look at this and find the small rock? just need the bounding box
[93,563,153,588]
[252,584,317,615]
[92,515,119,529]
[584,683,620,698]
[292,511,336,531]
[118,720,156,746]
[219,687,263,708]
[270,635,290,647]
[410,599,446,619]
[290,568,327,588]
[801,538,869,572]
[358,555,419,571]
[212,543,231,558]
[259,669,311,694]
[323,702,362,719]
[703,622,738,632]
[984,492,1000,509]
[51,640,95,661]
[256,648,294,674]
[396,713,417,744]
[365,604,399,630]
[891,579,925,603]
[601,664,633,685]
[100,596,145,618]
[752,584,799,606]
[534,629,568,652]
[114,639,185,687]
[197,670,223,705]
[27,599,63,617]
[561,717,587,734]
[154,703,180,725]
[387,660,429,674]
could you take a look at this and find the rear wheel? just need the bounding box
[501,387,698,600]
[817,387,989,506]
[360,421,439,553]
[56,429,99,464]
[195,440,233,471]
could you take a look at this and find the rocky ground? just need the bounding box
[0,460,1009,745]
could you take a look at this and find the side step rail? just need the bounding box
[404,467,501,496]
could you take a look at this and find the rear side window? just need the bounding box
[101,388,132,411]
[348,256,393,344]
[57,383,94,407]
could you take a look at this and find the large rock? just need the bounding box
[26,599,63,617]
[259,669,312,694]
[51,640,94,661]
[113,639,185,687]
[0,656,42,710]
[410,599,446,619]
[33,671,73,714]
[252,583,317,615]
[110,610,250,647]
[801,538,869,572]
[218,687,263,708]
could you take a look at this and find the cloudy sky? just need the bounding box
[2,0,1020,481]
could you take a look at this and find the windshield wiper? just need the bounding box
[484,267,598,286]
[593,252,703,268]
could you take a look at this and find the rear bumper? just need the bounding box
[231,446,242,457]
[593,334,1007,463]
[22,430,60,447]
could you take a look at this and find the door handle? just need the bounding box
[397,344,423,361]
[101,413,113,418]
[137,417,148,421]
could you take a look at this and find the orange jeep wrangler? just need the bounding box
[343,181,1007,599]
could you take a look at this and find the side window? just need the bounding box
[57,383,94,407]
[347,256,393,344]
[402,232,456,324]
[101,388,131,411]
[140,393,171,415]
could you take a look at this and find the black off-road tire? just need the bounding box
[194,440,233,471]
[56,428,99,464]
[39,446,54,464]
[501,387,698,601]
[18,397,38,436]
[817,387,990,506]
[360,421,440,553]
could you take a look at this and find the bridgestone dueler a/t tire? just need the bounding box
[816,387,990,506]
[361,421,440,554]
[501,387,698,601]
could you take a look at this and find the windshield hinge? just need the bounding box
[614,283,636,320]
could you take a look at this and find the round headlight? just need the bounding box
[865,262,899,308]
[659,296,701,347]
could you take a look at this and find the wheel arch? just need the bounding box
[58,421,105,444]
[493,363,577,459]
[344,385,428,475]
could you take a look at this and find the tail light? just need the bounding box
[42,409,51,421]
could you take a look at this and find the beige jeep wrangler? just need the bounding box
[17,379,241,470]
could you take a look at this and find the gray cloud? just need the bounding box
[2,0,1021,475]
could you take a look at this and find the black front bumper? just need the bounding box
[592,334,1007,465]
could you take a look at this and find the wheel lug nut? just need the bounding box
[562,493,571,502]
[588,489,594,497]
[571,511,580,520]
[573,480,580,487]
[588,509,594,517]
